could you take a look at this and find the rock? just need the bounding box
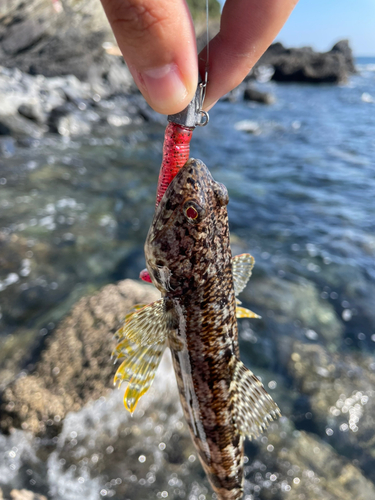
[248,418,375,500]
[287,341,375,482]
[243,276,343,345]
[330,39,356,73]
[254,40,356,84]
[0,115,46,138]
[10,491,47,500]
[0,0,113,80]
[0,279,160,436]
[0,489,47,500]
[47,103,93,137]
[17,104,46,124]
[243,85,275,104]
[234,120,261,134]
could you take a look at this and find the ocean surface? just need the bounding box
[0,58,375,499]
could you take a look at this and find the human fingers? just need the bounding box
[100,0,198,115]
[199,0,299,110]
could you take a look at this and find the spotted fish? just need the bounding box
[113,159,280,499]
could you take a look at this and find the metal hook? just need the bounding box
[196,110,209,127]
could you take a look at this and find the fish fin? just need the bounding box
[114,339,166,412]
[113,298,177,412]
[116,299,172,347]
[230,358,281,439]
[236,306,261,319]
[123,342,166,413]
[232,254,255,296]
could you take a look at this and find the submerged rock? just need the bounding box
[242,275,343,346]
[243,85,275,105]
[248,418,375,500]
[0,280,159,436]
[288,341,375,482]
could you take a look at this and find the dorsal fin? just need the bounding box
[229,358,281,439]
[232,254,255,296]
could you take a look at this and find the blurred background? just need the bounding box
[0,0,375,499]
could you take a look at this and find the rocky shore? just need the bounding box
[0,37,357,143]
[0,0,357,141]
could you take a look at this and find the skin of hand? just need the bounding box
[100,0,299,115]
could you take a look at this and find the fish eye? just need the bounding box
[185,206,198,220]
[183,200,205,223]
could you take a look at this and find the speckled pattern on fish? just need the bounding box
[114,159,280,499]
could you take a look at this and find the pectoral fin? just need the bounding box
[232,254,255,296]
[116,299,170,347]
[230,358,281,439]
[121,342,165,413]
[114,339,165,413]
[113,298,176,413]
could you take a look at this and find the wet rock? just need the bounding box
[47,104,93,137]
[243,276,343,345]
[0,280,160,436]
[248,418,375,500]
[17,104,46,125]
[0,0,112,80]
[243,85,275,105]
[45,355,209,500]
[255,40,356,84]
[287,341,375,482]
[9,491,47,500]
[0,115,46,138]
[234,120,261,134]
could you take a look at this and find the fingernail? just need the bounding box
[140,63,189,114]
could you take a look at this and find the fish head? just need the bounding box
[145,158,229,294]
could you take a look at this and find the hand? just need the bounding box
[100,0,298,115]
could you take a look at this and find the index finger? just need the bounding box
[199,0,299,110]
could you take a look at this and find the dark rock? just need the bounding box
[330,39,356,73]
[255,40,356,84]
[0,114,46,138]
[0,279,160,436]
[17,104,46,124]
[242,275,343,346]
[249,419,375,500]
[243,85,275,104]
[287,341,375,482]
[0,0,113,80]
[48,103,92,136]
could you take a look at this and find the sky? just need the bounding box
[218,0,375,56]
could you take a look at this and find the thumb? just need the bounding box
[100,0,198,115]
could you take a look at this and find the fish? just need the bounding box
[113,158,280,499]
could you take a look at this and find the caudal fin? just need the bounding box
[230,358,281,439]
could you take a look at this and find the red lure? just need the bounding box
[155,122,194,206]
[140,120,194,282]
